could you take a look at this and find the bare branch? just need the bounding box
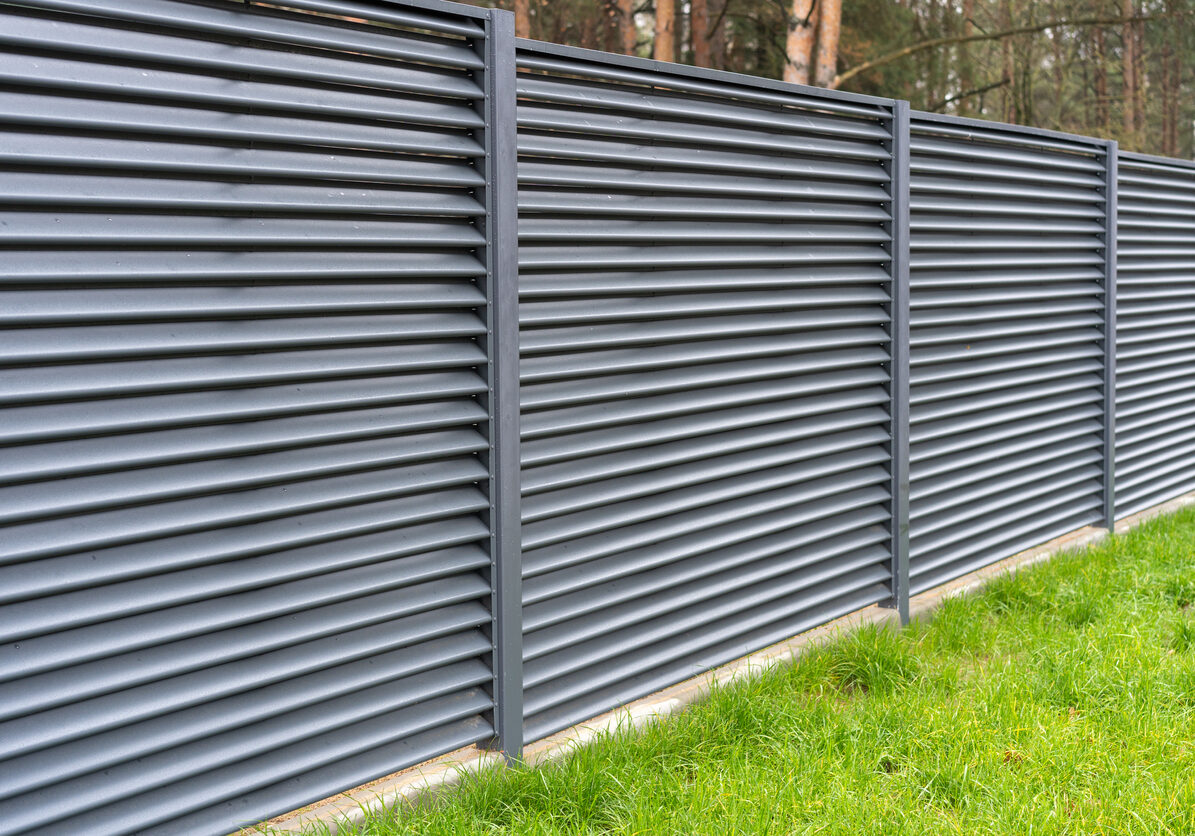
[831,10,1190,89]
[929,77,1010,112]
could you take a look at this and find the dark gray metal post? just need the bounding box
[1101,140,1118,530]
[482,8,523,763]
[887,100,912,624]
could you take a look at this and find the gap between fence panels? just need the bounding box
[254,489,1195,836]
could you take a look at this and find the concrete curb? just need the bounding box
[258,490,1195,836]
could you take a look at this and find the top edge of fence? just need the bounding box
[324,0,495,21]
[910,109,1109,151]
[514,37,898,112]
[1117,149,1195,172]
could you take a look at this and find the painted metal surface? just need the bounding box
[513,41,901,743]
[906,114,1113,594]
[0,1,510,834]
[1114,152,1195,518]
[4,0,1195,831]
[903,114,1108,594]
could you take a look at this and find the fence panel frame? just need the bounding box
[481,8,524,763]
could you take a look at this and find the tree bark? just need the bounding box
[617,0,636,54]
[1095,27,1109,132]
[691,0,711,66]
[814,0,841,87]
[1001,0,1015,122]
[959,0,975,115]
[654,0,675,61]
[1122,0,1137,137]
[784,0,818,85]
[514,0,530,39]
[709,0,728,69]
[1133,11,1146,133]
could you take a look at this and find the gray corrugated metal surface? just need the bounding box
[907,113,1111,593]
[0,1,504,834]
[1115,152,1195,518]
[515,41,900,743]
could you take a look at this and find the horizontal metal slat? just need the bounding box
[0,90,484,157]
[521,584,886,744]
[1,8,483,85]
[0,51,483,130]
[523,367,890,439]
[0,133,483,187]
[34,697,493,836]
[517,47,891,119]
[522,446,889,551]
[19,0,486,55]
[519,162,890,202]
[523,475,890,579]
[524,427,888,524]
[0,602,490,762]
[519,190,887,220]
[0,629,489,801]
[516,76,891,141]
[909,134,1104,172]
[522,386,889,467]
[525,525,889,637]
[520,243,891,272]
[0,171,484,216]
[0,428,486,526]
[519,218,889,244]
[519,133,888,182]
[523,405,888,495]
[523,503,889,609]
[1,313,487,364]
[522,347,890,411]
[0,399,486,486]
[522,566,889,716]
[517,103,888,161]
[521,308,888,354]
[0,662,492,824]
[0,486,489,596]
[521,287,889,325]
[524,548,889,676]
[0,371,487,446]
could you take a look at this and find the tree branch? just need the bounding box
[831,10,1188,89]
[929,77,1010,112]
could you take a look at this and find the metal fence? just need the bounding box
[0,0,1192,834]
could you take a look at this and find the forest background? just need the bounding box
[459,0,1193,157]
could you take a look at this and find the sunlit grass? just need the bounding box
[341,506,1195,835]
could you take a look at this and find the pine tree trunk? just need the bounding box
[814,0,842,87]
[1095,28,1109,132]
[959,0,975,116]
[1001,0,1015,122]
[514,0,530,39]
[709,0,727,69]
[1133,14,1146,134]
[618,0,636,54]
[784,0,818,85]
[1122,0,1137,138]
[654,0,675,62]
[691,0,711,66]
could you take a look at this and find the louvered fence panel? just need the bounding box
[515,43,901,742]
[908,113,1112,594]
[1115,153,1195,518]
[0,2,509,834]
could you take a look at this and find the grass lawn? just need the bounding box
[346,507,1195,835]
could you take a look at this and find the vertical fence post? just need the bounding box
[887,100,912,624]
[1102,141,1118,531]
[482,8,523,763]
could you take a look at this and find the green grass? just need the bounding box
[347,507,1195,835]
